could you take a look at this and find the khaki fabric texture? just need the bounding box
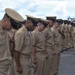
[43,27,54,75]
[14,26,32,75]
[32,30,46,75]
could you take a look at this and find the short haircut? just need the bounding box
[2,13,9,20]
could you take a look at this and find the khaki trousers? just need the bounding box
[8,58,15,75]
[34,52,45,75]
[14,55,31,75]
[0,60,11,75]
[73,35,75,54]
[43,48,53,75]
[51,53,60,75]
[70,36,73,48]
[67,33,71,48]
[63,33,69,49]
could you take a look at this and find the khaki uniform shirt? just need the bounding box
[70,26,74,38]
[0,26,11,61]
[43,27,54,52]
[61,23,65,32]
[14,26,32,56]
[64,24,68,33]
[68,25,71,33]
[32,30,45,52]
[51,27,62,53]
[73,27,75,33]
[73,27,75,42]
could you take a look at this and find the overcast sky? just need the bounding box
[0,0,75,20]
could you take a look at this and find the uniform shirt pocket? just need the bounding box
[24,37,30,46]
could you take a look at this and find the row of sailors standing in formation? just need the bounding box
[0,8,75,75]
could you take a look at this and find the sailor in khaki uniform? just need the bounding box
[60,21,65,50]
[67,22,71,48]
[70,23,75,48]
[70,23,74,48]
[51,19,62,75]
[8,28,17,75]
[14,15,37,75]
[32,19,49,75]
[0,8,15,75]
[5,8,25,56]
[58,19,64,51]
[43,16,56,75]
[63,20,69,49]
[5,8,25,75]
[0,27,11,75]
[66,21,71,48]
[72,23,75,55]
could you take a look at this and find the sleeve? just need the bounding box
[43,29,48,40]
[14,32,24,52]
[53,31,60,45]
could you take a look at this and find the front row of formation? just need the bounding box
[0,8,75,75]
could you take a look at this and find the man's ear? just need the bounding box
[4,18,10,26]
[3,18,7,23]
